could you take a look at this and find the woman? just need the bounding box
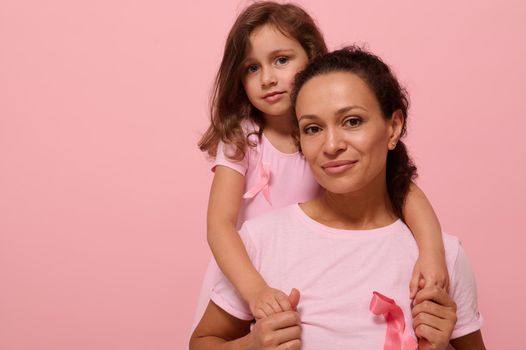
[189,47,485,350]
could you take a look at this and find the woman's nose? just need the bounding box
[323,128,347,155]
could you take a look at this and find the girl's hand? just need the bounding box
[249,285,294,320]
[410,251,449,299]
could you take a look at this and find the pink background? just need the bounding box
[1,0,524,348]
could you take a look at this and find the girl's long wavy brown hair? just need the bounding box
[198,1,327,161]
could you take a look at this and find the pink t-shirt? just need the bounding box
[192,121,320,329]
[213,121,320,226]
[211,204,483,348]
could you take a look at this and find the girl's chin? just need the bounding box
[261,107,293,119]
[258,103,292,117]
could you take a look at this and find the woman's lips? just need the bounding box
[322,160,358,174]
[263,91,286,103]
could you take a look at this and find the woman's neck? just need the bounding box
[302,170,398,230]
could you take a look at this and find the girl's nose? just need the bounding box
[260,67,277,87]
[323,128,347,155]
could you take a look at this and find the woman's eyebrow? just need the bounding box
[298,114,319,122]
[298,105,368,122]
[335,105,367,115]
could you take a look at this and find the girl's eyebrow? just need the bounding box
[242,49,296,67]
[268,48,295,56]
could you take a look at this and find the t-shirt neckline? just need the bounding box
[261,132,300,157]
[291,203,404,239]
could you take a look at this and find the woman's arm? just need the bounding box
[450,330,486,350]
[189,301,252,350]
[404,182,448,297]
[189,300,301,350]
[207,166,292,318]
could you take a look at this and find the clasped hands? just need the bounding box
[247,285,457,350]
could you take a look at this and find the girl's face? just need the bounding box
[296,72,403,195]
[242,24,309,119]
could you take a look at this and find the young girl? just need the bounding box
[193,1,447,327]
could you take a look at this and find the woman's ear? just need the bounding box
[387,109,404,150]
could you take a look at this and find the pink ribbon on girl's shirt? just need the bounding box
[242,161,271,205]
[370,291,418,350]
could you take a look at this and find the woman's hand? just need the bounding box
[190,289,301,350]
[249,285,294,320]
[410,251,449,299]
[412,286,457,350]
[248,288,302,349]
[248,310,301,350]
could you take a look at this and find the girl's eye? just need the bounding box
[303,125,321,135]
[247,64,259,74]
[275,56,289,65]
[344,117,362,128]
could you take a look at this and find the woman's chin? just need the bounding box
[318,180,362,196]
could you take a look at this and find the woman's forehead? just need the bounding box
[296,72,380,116]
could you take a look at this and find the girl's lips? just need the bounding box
[263,91,286,103]
[322,160,358,174]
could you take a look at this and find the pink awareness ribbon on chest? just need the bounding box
[369,291,418,350]
[242,161,271,205]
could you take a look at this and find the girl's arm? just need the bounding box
[404,182,448,297]
[207,165,291,318]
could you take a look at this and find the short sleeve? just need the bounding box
[449,243,483,339]
[210,223,257,321]
[212,140,249,176]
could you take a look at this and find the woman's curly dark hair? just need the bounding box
[290,45,417,220]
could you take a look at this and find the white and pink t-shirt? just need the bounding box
[211,204,483,349]
[192,121,321,328]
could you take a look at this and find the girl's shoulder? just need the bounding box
[239,118,264,152]
[213,119,261,172]
[240,118,261,138]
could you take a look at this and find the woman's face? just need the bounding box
[296,71,402,195]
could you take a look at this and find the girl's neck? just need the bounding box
[263,111,294,134]
[301,169,398,230]
[262,112,298,154]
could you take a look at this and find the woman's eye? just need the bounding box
[303,125,321,135]
[247,64,259,74]
[275,56,289,65]
[344,117,362,127]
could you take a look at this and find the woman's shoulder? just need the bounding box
[241,205,298,234]
[442,233,462,259]
[441,233,470,281]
